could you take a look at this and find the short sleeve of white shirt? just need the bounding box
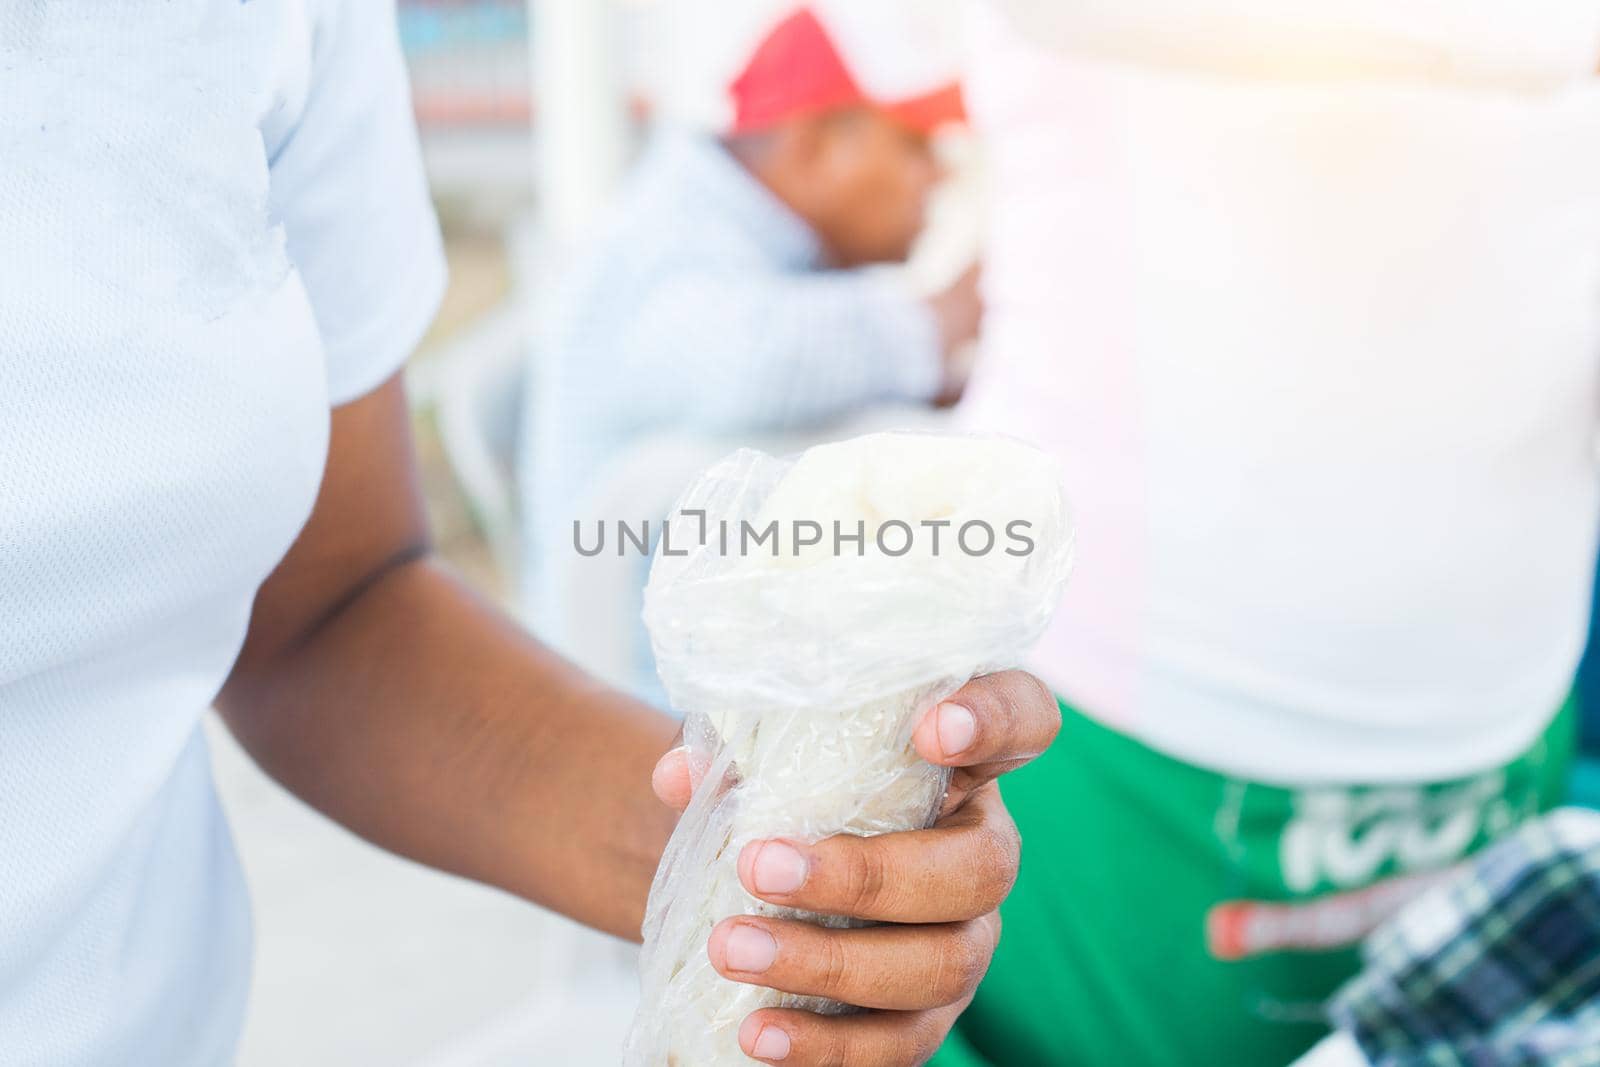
[266,0,447,405]
[0,5,443,1060]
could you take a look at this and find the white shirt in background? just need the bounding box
[964,1,1600,784]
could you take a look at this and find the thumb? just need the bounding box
[650,746,696,811]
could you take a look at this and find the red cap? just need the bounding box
[728,7,965,136]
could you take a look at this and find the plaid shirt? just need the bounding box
[1327,808,1600,1067]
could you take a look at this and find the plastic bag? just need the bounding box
[624,431,1074,1066]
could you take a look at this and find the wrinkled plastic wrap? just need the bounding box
[624,431,1073,1066]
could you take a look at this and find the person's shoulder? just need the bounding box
[607,134,731,235]
[577,139,766,276]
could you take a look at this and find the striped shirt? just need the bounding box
[521,130,941,648]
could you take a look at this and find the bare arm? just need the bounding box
[218,371,1062,1065]
[216,374,677,939]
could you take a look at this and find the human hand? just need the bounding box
[651,669,1059,1066]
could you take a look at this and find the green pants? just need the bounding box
[935,698,1576,1067]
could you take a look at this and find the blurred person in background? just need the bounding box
[520,3,980,693]
[0,3,1064,1064]
[931,3,1600,1066]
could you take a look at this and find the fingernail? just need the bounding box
[751,841,808,895]
[752,1026,791,1061]
[937,702,977,757]
[650,748,687,788]
[723,924,778,973]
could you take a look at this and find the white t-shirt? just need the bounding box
[0,2,444,1061]
[964,2,1600,784]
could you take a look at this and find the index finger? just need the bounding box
[912,670,1059,773]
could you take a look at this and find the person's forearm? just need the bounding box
[216,554,678,940]
[639,275,943,434]
[752,277,944,425]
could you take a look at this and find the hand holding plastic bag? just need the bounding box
[627,432,1073,1066]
